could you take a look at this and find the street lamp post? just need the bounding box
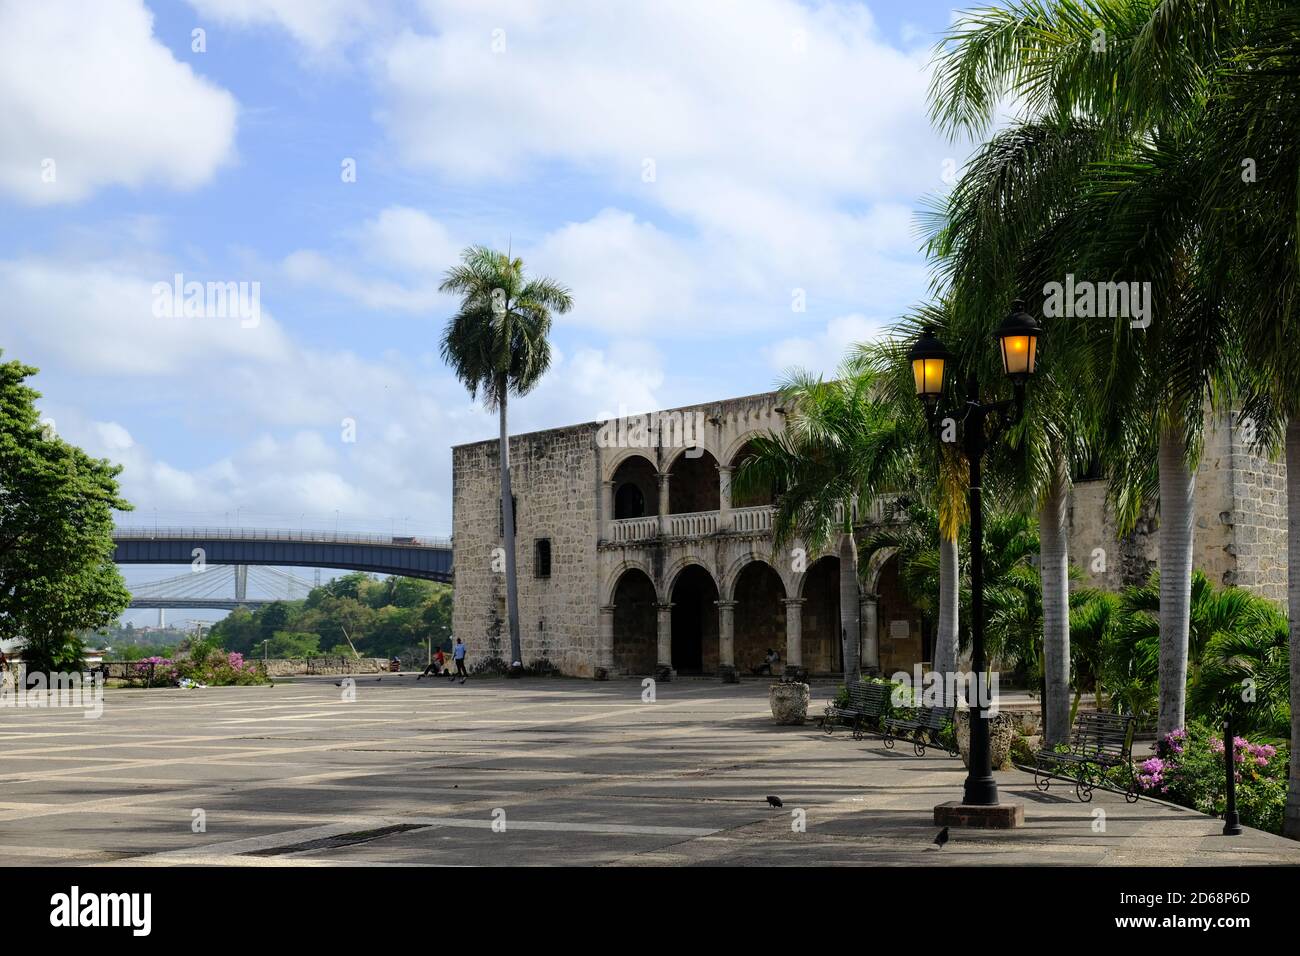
[908,301,1042,821]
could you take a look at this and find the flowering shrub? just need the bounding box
[1136,721,1288,835]
[130,651,267,687]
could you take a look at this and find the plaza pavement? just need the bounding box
[1,676,1298,867]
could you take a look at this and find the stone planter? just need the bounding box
[769,682,810,724]
[955,709,1018,771]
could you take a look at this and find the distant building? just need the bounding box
[451,394,1286,679]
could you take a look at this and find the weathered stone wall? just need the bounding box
[452,422,600,676]
[1065,411,1287,606]
[1226,412,1288,602]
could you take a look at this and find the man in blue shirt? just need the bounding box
[451,637,468,683]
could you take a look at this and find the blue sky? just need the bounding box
[2,0,980,617]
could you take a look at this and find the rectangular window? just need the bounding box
[535,538,552,578]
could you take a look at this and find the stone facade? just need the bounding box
[1065,411,1288,602]
[453,395,1289,679]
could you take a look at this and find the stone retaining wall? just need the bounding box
[258,657,389,677]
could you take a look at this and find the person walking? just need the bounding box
[451,637,468,684]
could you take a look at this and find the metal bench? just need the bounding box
[821,681,890,739]
[1032,711,1138,803]
[882,705,958,757]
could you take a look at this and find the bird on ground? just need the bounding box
[933,827,950,848]
[766,795,783,808]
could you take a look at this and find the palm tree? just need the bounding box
[918,117,1113,744]
[1184,0,1300,836]
[732,358,913,683]
[929,0,1242,739]
[439,246,573,670]
[863,501,1042,686]
[858,315,968,681]
[1069,588,1122,716]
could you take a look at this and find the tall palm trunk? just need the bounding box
[933,532,959,682]
[1157,425,1195,738]
[838,530,861,684]
[1284,418,1300,839]
[498,389,523,667]
[1039,454,1071,746]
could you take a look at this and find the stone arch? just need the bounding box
[608,453,658,520]
[721,551,790,602]
[667,562,720,674]
[729,559,788,673]
[609,565,658,675]
[863,546,898,594]
[798,554,842,675]
[662,555,714,599]
[721,430,777,469]
[603,448,659,483]
[602,558,659,606]
[667,448,720,514]
[871,550,928,676]
[727,438,777,508]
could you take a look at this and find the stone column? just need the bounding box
[657,472,671,536]
[601,479,615,541]
[783,597,804,669]
[716,600,737,668]
[598,604,616,675]
[861,592,880,674]
[655,602,674,676]
[718,464,733,531]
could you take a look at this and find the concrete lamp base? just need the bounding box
[934,801,1024,829]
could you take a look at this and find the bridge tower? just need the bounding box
[235,565,248,603]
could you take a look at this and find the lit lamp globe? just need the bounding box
[994,300,1043,383]
[907,326,952,409]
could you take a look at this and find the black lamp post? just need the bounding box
[908,301,1043,810]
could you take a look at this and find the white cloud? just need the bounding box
[281,206,460,313]
[527,210,701,333]
[359,0,962,345]
[184,0,382,55]
[764,313,885,375]
[0,258,292,375]
[0,0,237,204]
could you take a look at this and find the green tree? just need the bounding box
[859,315,969,680]
[734,360,915,682]
[1174,0,1300,837]
[440,245,573,670]
[915,116,1115,744]
[929,0,1243,740]
[0,356,131,672]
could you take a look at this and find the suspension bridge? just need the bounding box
[112,526,454,582]
[126,565,316,610]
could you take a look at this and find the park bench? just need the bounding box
[882,704,958,757]
[821,681,890,739]
[1031,711,1138,803]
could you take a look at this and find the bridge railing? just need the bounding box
[112,526,452,549]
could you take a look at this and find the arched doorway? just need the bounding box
[732,561,785,671]
[729,440,774,508]
[670,564,719,674]
[611,455,657,519]
[611,568,657,674]
[801,556,841,674]
[875,554,926,675]
[668,450,720,513]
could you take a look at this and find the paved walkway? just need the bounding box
[1,678,1296,866]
